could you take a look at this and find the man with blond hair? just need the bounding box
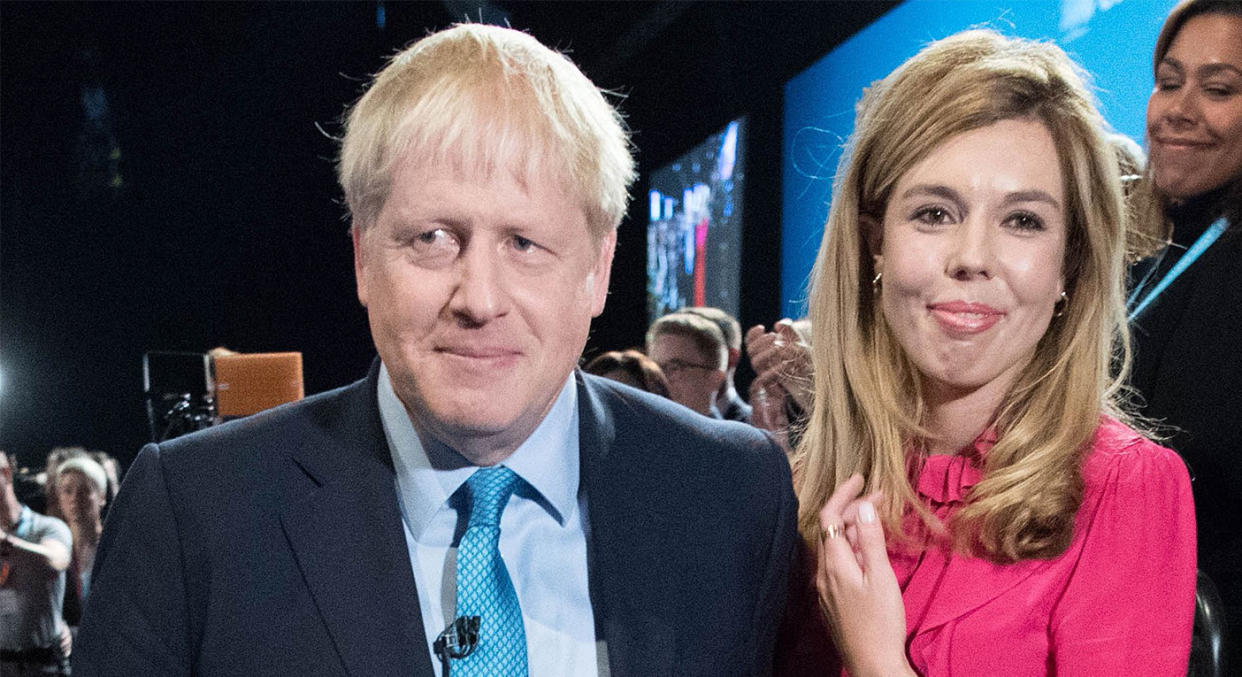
[75,24,794,677]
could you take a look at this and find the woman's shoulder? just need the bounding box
[1081,416,1190,495]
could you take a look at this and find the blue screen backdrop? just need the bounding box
[780,0,1177,319]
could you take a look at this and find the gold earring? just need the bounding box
[872,271,883,295]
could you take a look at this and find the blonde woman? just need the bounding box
[778,31,1196,676]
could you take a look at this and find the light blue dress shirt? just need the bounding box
[377,365,606,677]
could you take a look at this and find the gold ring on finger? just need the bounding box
[823,523,843,540]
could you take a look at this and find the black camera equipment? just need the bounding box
[143,351,216,442]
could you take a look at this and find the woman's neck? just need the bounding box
[1168,183,1235,245]
[922,376,1010,455]
[70,519,101,545]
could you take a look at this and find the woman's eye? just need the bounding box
[1204,84,1236,99]
[912,207,952,225]
[1154,65,1182,91]
[1005,212,1045,232]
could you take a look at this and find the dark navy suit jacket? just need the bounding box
[73,364,796,676]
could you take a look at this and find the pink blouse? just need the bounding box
[776,417,1197,677]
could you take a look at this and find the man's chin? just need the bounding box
[404,397,533,459]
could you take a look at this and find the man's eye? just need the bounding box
[511,235,537,252]
[407,228,459,260]
[415,229,447,245]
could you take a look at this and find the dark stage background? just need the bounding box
[1,1,895,471]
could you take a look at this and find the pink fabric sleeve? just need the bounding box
[1048,439,1197,676]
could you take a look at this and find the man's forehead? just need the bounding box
[384,149,602,238]
[652,331,704,355]
[392,148,563,193]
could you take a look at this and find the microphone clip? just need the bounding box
[434,615,481,663]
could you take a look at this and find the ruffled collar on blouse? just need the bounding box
[912,429,996,505]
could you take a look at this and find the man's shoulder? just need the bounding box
[26,508,71,545]
[152,374,374,479]
[579,373,783,472]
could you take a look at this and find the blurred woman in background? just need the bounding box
[54,455,108,628]
[1129,0,1242,666]
[582,349,672,399]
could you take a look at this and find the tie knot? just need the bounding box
[465,466,519,528]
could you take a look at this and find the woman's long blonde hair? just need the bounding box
[795,30,1132,562]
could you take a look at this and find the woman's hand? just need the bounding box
[816,474,915,677]
[750,382,792,455]
[745,320,813,410]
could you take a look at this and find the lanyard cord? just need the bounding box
[1128,217,1229,322]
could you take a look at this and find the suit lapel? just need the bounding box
[279,363,436,677]
[576,374,675,677]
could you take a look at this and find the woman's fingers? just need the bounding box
[750,382,789,432]
[749,374,792,416]
[852,499,894,580]
[746,319,812,409]
[744,323,768,347]
[818,474,866,581]
[745,320,795,375]
[840,490,882,523]
[774,319,800,344]
[838,490,883,568]
[819,473,864,530]
[814,480,910,677]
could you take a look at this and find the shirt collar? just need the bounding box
[377,363,580,540]
[14,504,33,539]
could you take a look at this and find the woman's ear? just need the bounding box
[860,214,883,259]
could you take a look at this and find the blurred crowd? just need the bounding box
[2,448,119,673]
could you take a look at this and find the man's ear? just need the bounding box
[351,225,369,308]
[589,229,617,318]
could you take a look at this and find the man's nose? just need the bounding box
[448,244,509,326]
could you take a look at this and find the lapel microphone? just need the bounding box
[434,615,480,672]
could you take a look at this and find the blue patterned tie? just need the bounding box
[453,466,529,676]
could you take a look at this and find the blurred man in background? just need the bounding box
[646,312,728,417]
[680,306,752,423]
